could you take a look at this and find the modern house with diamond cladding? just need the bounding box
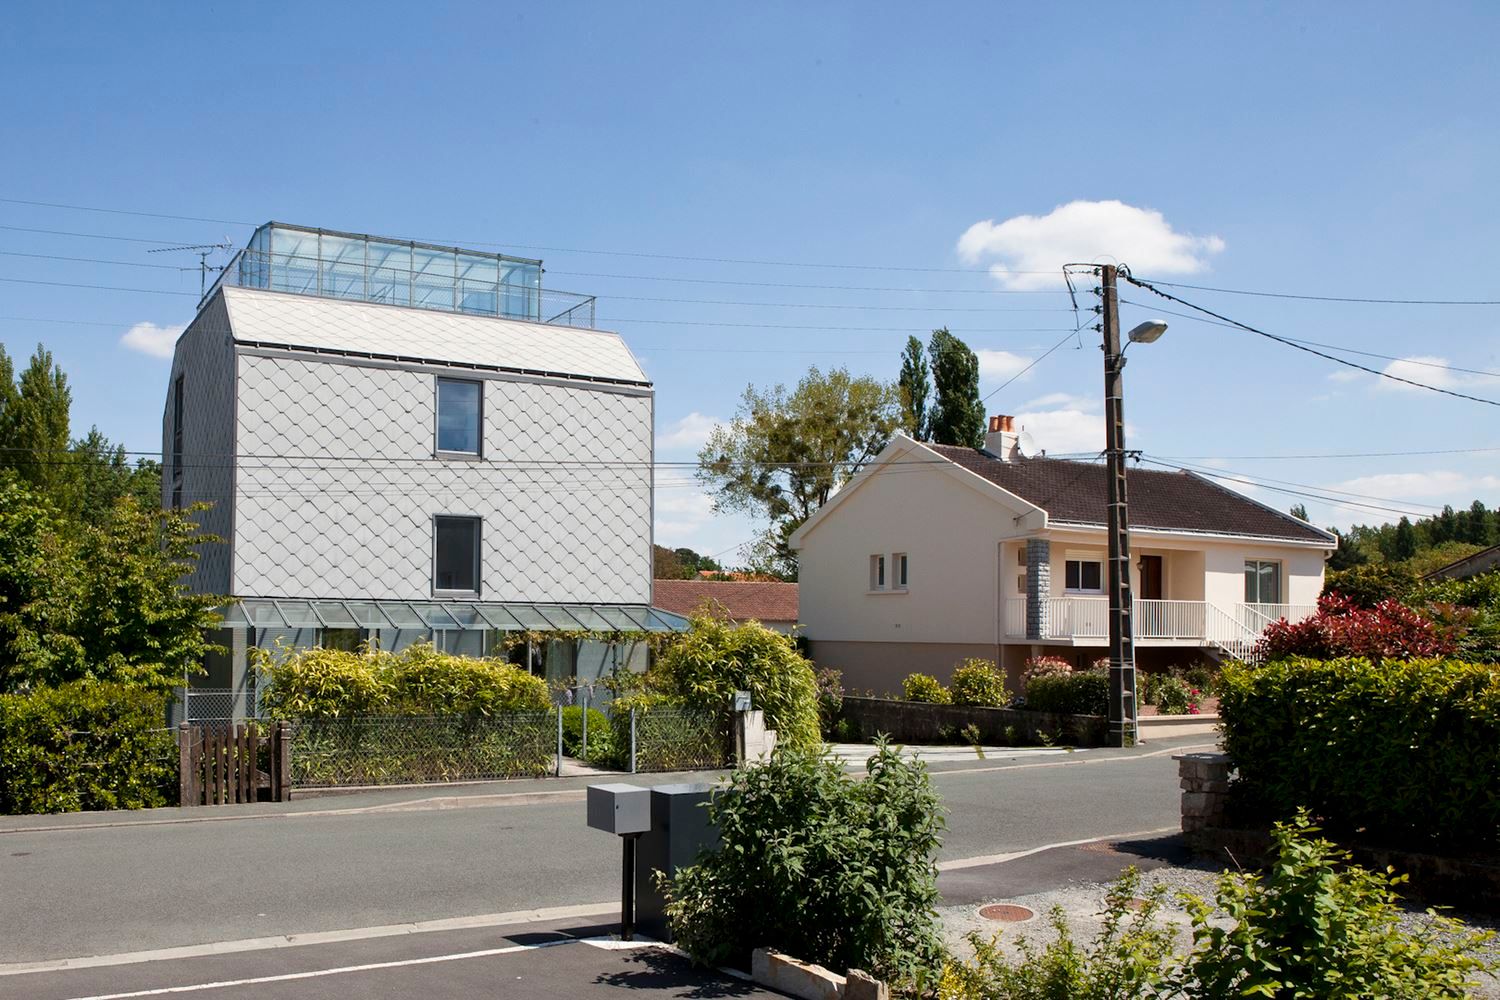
[163,223,678,718]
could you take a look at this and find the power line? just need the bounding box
[1136,276,1500,307]
[1119,299,1500,379]
[1144,454,1446,511]
[979,327,1085,404]
[1139,457,1439,519]
[1121,273,1500,407]
[1151,445,1500,461]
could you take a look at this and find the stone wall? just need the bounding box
[839,695,1107,747]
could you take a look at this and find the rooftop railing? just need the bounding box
[202,223,597,329]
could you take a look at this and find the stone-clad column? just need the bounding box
[1025,538,1051,640]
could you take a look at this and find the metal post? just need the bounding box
[1100,264,1137,747]
[629,707,638,775]
[556,706,564,777]
[621,833,638,941]
[581,687,588,759]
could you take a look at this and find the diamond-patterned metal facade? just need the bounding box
[162,293,236,595]
[167,286,654,607]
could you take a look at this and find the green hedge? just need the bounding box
[1024,669,1108,715]
[1218,657,1500,852]
[0,681,176,814]
[253,642,549,719]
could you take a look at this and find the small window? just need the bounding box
[171,374,185,475]
[1244,560,1282,604]
[434,515,481,594]
[894,553,908,589]
[436,378,482,455]
[869,554,886,591]
[171,484,182,509]
[1016,546,1026,566]
[1065,559,1103,593]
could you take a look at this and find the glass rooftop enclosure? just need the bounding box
[208,222,597,328]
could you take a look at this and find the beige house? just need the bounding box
[791,417,1335,693]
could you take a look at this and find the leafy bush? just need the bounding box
[1151,675,1192,715]
[1178,812,1496,998]
[902,672,950,704]
[1258,593,1457,662]
[664,741,944,984]
[1181,662,1219,697]
[1024,668,1108,716]
[813,667,845,739]
[0,680,176,814]
[561,704,612,762]
[253,642,547,720]
[949,659,1007,707]
[1219,657,1500,851]
[1323,563,1417,607]
[650,613,819,750]
[935,814,1497,999]
[1020,654,1072,685]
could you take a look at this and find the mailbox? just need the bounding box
[732,690,752,713]
[587,783,650,836]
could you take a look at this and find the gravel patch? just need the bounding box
[941,860,1500,997]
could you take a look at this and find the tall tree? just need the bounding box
[1289,503,1309,521]
[2,345,73,501]
[1464,500,1492,546]
[1391,516,1418,561]
[927,328,984,449]
[697,367,899,578]
[896,335,931,441]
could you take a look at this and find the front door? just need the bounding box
[1139,555,1164,601]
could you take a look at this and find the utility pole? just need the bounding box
[1100,264,1137,747]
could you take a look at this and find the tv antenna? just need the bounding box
[146,240,234,296]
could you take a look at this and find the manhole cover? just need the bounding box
[978,903,1035,922]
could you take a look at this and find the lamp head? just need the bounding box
[1127,320,1168,344]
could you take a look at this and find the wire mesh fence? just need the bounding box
[616,706,729,773]
[288,713,556,787]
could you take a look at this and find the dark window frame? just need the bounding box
[432,514,482,596]
[434,376,484,458]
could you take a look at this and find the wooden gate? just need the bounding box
[178,721,291,806]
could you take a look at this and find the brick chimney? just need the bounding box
[984,414,1020,461]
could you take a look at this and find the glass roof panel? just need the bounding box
[420,604,460,629]
[312,601,359,628]
[242,601,287,628]
[560,606,612,631]
[472,605,524,630]
[646,608,692,633]
[217,603,250,626]
[441,603,486,629]
[596,606,647,631]
[508,605,560,631]
[378,602,428,629]
[534,605,589,630]
[273,600,323,628]
[342,601,393,628]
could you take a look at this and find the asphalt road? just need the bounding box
[0,733,1212,969]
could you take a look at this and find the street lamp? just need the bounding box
[1100,265,1166,747]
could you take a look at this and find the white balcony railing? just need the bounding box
[1001,597,1311,650]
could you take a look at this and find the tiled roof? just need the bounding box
[220,286,648,385]
[927,445,1332,543]
[652,579,800,622]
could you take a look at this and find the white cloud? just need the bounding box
[957,200,1225,290]
[1018,391,1087,410]
[119,322,184,359]
[1376,355,1496,393]
[1326,369,1365,383]
[975,349,1033,381]
[1332,470,1500,500]
[656,411,721,452]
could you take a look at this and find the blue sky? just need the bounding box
[2,2,1497,560]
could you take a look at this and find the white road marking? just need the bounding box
[0,902,616,978]
[929,741,1216,777]
[49,936,672,1000]
[937,826,1180,871]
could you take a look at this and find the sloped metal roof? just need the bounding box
[220,285,648,386]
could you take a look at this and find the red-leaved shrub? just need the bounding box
[1257,593,1458,662]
